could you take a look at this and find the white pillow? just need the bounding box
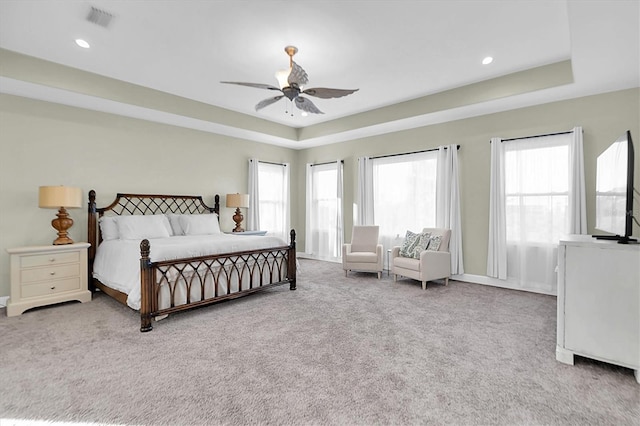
[167,213,185,236]
[116,215,172,240]
[179,214,221,236]
[99,216,119,241]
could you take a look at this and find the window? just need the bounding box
[503,133,572,292]
[505,139,570,244]
[305,162,343,261]
[372,151,438,249]
[257,162,289,241]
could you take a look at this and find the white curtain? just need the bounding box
[356,156,374,225]
[487,138,507,279]
[436,145,464,275]
[305,163,313,254]
[488,131,582,294]
[247,158,260,231]
[335,160,344,254]
[305,161,343,261]
[568,127,587,234]
[282,163,291,242]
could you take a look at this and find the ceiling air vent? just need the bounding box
[86,6,113,28]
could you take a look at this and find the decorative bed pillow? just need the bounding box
[426,234,442,251]
[179,214,221,235]
[167,214,185,236]
[116,215,172,240]
[399,230,431,259]
[99,216,119,241]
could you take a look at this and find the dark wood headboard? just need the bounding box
[87,190,220,275]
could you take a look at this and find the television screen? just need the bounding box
[595,131,632,237]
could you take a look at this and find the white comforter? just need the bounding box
[93,234,287,310]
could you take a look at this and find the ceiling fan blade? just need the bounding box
[287,62,309,88]
[302,88,359,99]
[255,96,284,111]
[295,97,324,114]
[220,81,281,91]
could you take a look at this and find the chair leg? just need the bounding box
[422,281,427,290]
[393,274,397,282]
[377,271,381,279]
[345,270,348,277]
[445,277,449,286]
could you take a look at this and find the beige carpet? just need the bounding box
[0,259,638,425]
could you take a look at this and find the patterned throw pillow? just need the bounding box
[426,234,442,251]
[410,232,431,258]
[399,230,420,258]
[400,230,432,259]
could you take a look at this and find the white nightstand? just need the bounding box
[6,242,91,317]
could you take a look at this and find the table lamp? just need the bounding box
[39,185,83,245]
[226,193,249,232]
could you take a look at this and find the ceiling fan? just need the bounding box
[221,46,358,115]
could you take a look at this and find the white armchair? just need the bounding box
[391,228,451,290]
[342,225,384,279]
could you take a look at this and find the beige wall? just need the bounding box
[1,88,638,297]
[0,94,298,297]
[295,88,640,275]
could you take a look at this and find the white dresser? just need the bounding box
[556,235,639,383]
[6,242,91,316]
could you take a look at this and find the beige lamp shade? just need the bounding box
[39,186,83,209]
[226,193,249,208]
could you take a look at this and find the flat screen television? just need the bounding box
[594,130,636,243]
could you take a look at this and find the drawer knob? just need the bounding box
[50,271,56,276]
[50,286,56,290]
[49,258,56,262]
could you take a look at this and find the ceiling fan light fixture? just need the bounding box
[275,68,291,89]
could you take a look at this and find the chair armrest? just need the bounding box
[391,246,401,258]
[419,250,451,277]
[376,244,383,257]
[342,243,352,258]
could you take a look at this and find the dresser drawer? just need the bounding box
[21,277,81,298]
[21,251,80,268]
[21,263,80,284]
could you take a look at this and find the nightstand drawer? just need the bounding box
[21,277,81,298]
[21,251,80,268]
[21,263,80,284]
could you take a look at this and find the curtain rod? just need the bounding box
[254,160,287,166]
[371,145,460,160]
[310,160,344,167]
[491,129,576,143]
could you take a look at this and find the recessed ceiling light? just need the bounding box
[301,112,308,117]
[482,56,493,65]
[75,39,90,49]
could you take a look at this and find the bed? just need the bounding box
[87,190,296,332]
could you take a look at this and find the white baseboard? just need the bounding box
[0,296,9,308]
[297,252,341,263]
[451,273,557,296]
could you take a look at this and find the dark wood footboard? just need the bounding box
[139,231,296,332]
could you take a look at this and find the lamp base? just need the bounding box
[51,207,75,245]
[232,208,245,233]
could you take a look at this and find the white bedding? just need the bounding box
[93,234,287,310]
